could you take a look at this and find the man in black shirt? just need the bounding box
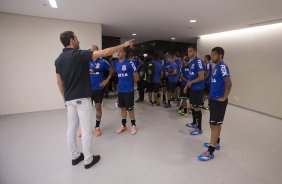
[55,31,134,169]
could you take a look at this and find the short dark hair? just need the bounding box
[128,51,134,57]
[188,45,197,51]
[173,51,181,58]
[139,54,145,61]
[205,55,211,61]
[212,47,225,59]
[60,31,75,47]
[152,53,160,60]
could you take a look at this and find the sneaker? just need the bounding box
[72,153,84,166]
[204,143,221,150]
[162,101,167,105]
[135,99,141,103]
[164,103,171,108]
[181,112,190,117]
[198,151,214,161]
[177,107,183,113]
[190,129,203,135]
[185,123,198,128]
[95,127,102,137]
[116,126,128,134]
[203,106,210,110]
[85,155,101,169]
[131,125,137,135]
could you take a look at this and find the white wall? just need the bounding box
[0,13,102,115]
[197,23,282,118]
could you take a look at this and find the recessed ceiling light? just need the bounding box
[171,38,176,40]
[190,20,197,23]
[49,0,58,8]
[132,33,137,36]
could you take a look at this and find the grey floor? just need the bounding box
[0,96,282,184]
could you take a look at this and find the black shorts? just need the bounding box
[147,83,160,93]
[91,89,104,104]
[189,89,204,107]
[118,92,134,110]
[167,82,177,93]
[180,86,189,99]
[204,83,210,95]
[209,99,228,125]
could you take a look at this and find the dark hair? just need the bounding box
[205,55,211,61]
[173,51,181,58]
[128,51,134,58]
[152,53,160,60]
[139,55,145,61]
[60,31,75,47]
[212,47,225,59]
[188,45,197,51]
[166,51,173,56]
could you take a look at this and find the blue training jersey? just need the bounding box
[180,65,190,86]
[188,56,205,90]
[205,61,213,84]
[167,61,179,83]
[115,59,137,93]
[162,59,169,73]
[89,58,111,91]
[210,61,231,100]
[152,60,163,83]
[175,59,183,77]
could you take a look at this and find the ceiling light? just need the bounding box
[171,38,176,40]
[190,20,197,23]
[200,22,282,38]
[49,0,58,8]
[131,33,137,36]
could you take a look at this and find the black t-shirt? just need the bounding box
[55,48,93,101]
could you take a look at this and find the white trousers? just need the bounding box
[65,98,93,164]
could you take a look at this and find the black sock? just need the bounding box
[162,94,166,101]
[131,119,136,126]
[191,109,196,124]
[183,108,187,113]
[217,137,221,144]
[168,100,171,104]
[178,106,183,110]
[122,119,127,127]
[208,145,216,154]
[95,119,101,128]
[195,110,202,131]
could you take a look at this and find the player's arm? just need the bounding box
[204,70,209,80]
[167,69,177,75]
[218,77,232,101]
[161,71,164,79]
[56,74,64,98]
[92,40,134,60]
[134,72,139,83]
[190,71,204,84]
[100,67,115,87]
[180,73,188,82]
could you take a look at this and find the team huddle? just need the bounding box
[55,31,232,169]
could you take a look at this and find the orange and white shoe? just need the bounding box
[131,125,137,135]
[95,128,102,137]
[116,126,127,134]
